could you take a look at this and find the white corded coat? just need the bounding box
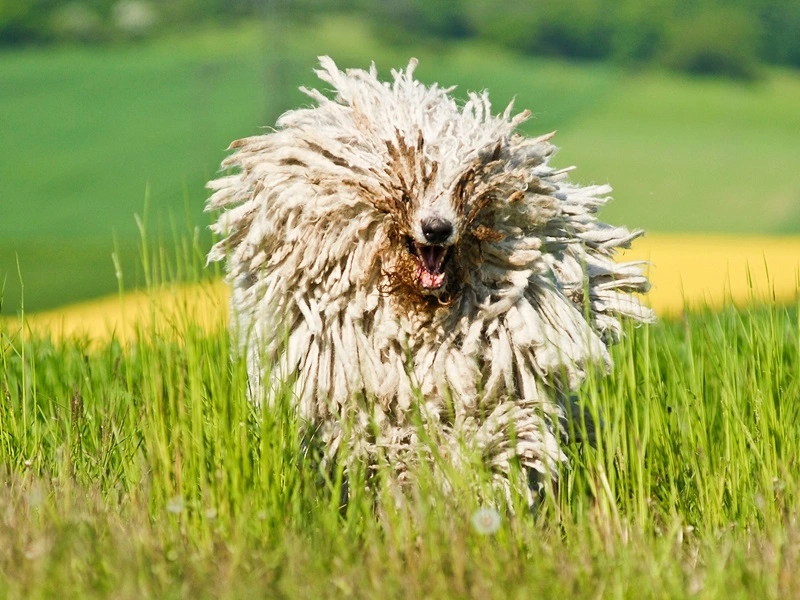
[207,57,654,504]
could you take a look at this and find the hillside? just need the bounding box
[2,16,799,313]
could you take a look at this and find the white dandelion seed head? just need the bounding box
[471,507,501,535]
[166,496,184,514]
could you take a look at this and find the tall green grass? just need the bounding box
[1,241,799,597]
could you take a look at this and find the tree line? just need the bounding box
[3,0,799,79]
[371,0,800,79]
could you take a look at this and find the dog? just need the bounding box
[207,57,653,506]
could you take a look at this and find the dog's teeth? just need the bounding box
[416,245,447,274]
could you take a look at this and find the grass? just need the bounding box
[1,238,800,597]
[555,70,800,235]
[0,23,270,314]
[2,15,800,314]
[3,20,799,591]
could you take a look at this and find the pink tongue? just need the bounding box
[419,269,445,289]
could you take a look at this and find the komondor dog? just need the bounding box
[207,57,653,506]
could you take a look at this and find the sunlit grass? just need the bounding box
[2,236,800,597]
[2,15,799,595]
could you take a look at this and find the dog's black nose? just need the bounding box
[421,217,453,244]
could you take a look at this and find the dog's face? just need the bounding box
[390,169,463,301]
[373,132,511,305]
[397,212,455,297]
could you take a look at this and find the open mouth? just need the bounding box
[406,237,451,290]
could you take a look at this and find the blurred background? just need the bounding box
[2,0,800,315]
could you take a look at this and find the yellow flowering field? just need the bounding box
[6,234,800,343]
[624,234,800,314]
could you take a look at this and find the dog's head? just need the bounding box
[208,57,629,322]
[282,57,562,308]
[372,130,551,306]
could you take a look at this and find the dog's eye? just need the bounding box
[401,191,411,204]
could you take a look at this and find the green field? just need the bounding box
[2,280,799,597]
[3,15,800,596]
[2,16,800,314]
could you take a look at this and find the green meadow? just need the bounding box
[2,15,800,598]
[2,267,799,598]
[2,16,800,313]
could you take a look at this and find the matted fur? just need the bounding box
[207,57,653,505]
